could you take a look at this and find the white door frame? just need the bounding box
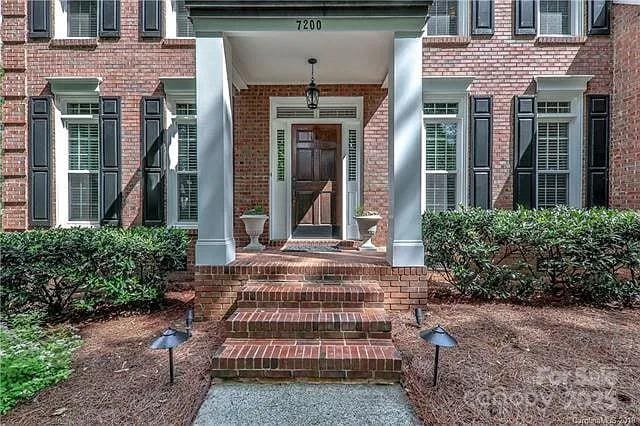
[269,96,364,241]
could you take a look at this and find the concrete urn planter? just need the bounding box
[355,215,382,251]
[240,214,268,251]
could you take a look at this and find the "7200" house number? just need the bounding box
[296,19,322,30]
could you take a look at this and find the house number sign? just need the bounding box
[296,19,322,30]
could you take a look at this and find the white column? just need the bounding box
[195,35,236,265]
[387,33,425,267]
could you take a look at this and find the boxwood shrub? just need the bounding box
[0,227,187,317]
[422,207,640,305]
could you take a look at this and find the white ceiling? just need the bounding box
[228,31,393,85]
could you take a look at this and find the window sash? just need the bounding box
[426,0,459,35]
[537,120,570,207]
[539,0,571,35]
[424,120,458,211]
[176,120,197,222]
[67,121,100,221]
[175,0,195,37]
[67,0,98,37]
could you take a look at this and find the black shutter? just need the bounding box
[99,0,120,37]
[29,97,52,227]
[28,0,51,38]
[588,0,611,35]
[513,96,536,209]
[587,95,610,207]
[140,0,163,37]
[472,0,494,35]
[99,97,122,225]
[514,0,536,35]
[142,97,165,225]
[471,97,492,209]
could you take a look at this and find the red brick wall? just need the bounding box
[610,4,640,209]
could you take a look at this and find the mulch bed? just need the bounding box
[2,291,223,426]
[392,304,640,424]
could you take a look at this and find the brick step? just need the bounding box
[211,338,402,381]
[237,283,385,309]
[225,308,391,339]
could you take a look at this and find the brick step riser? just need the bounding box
[212,369,401,381]
[226,330,392,339]
[237,301,385,309]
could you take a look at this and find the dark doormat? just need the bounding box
[281,243,341,253]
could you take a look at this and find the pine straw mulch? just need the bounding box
[392,304,640,425]
[2,291,224,426]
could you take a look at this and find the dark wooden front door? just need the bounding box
[291,124,341,238]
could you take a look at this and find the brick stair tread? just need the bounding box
[239,283,384,303]
[212,338,402,379]
[226,308,391,332]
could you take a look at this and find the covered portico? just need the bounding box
[186,0,431,267]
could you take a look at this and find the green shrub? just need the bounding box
[422,207,640,305]
[0,227,187,317]
[0,312,82,414]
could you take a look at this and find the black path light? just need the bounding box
[420,324,458,386]
[305,58,320,110]
[150,324,189,384]
[186,308,194,337]
[414,307,423,326]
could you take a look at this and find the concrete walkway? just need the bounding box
[194,382,420,426]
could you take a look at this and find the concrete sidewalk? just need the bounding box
[194,382,420,426]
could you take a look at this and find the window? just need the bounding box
[537,0,583,36]
[168,101,198,225]
[64,102,100,223]
[537,121,569,207]
[165,0,195,38]
[67,0,98,37]
[427,0,459,35]
[423,101,466,212]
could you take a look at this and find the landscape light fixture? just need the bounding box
[305,58,320,110]
[186,309,194,337]
[414,307,423,326]
[419,324,458,386]
[150,326,189,384]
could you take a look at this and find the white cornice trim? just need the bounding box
[160,77,196,96]
[422,76,475,94]
[46,77,102,96]
[232,65,249,90]
[535,75,593,92]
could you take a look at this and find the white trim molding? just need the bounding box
[46,77,102,96]
[160,76,196,96]
[535,75,593,93]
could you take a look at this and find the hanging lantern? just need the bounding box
[305,58,319,110]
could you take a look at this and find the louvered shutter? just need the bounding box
[140,0,162,37]
[471,97,492,209]
[472,0,493,35]
[29,97,52,227]
[100,0,120,37]
[588,0,610,35]
[99,98,122,225]
[515,0,536,35]
[513,96,536,209]
[29,0,51,38]
[587,95,610,207]
[142,97,165,225]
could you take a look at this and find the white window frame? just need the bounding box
[424,0,470,37]
[166,95,198,228]
[54,95,101,227]
[421,96,468,213]
[536,92,583,207]
[537,0,584,37]
[54,0,100,39]
[164,0,195,39]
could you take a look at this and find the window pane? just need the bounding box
[175,0,195,37]
[540,0,570,35]
[425,122,457,171]
[425,173,457,211]
[68,123,99,171]
[178,124,197,172]
[176,103,197,115]
[178,174,198,221]
[423,102,458,115]
[538,122,569,171]
[67,102,99,115]
[69,173,99,220]
[68,0,97,37]
[426,0,458,35]
[538,101,571,114]
[538,173,568,208]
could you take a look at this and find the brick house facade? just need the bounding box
[1,0,639,265]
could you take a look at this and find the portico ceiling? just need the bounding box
[228,31,393,85]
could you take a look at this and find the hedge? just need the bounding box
[422,207,640,305]
[0,227,187,317]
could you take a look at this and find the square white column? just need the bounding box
[195,35,236,265]
[387,33,425,267]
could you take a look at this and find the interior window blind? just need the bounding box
[537,121,569,207]
[539,0,570,35]
[68,123,99,220]
[426,0,458,36]
[177,123,197,221]
[175,0,195,37]
[68,0,98,37]
[425,122,457,211]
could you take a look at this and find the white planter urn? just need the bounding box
[355,215,382,251]
[240,214,268,251]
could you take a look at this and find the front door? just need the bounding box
[291,124,341,238]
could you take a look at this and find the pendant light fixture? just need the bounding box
[305,58,319,110]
